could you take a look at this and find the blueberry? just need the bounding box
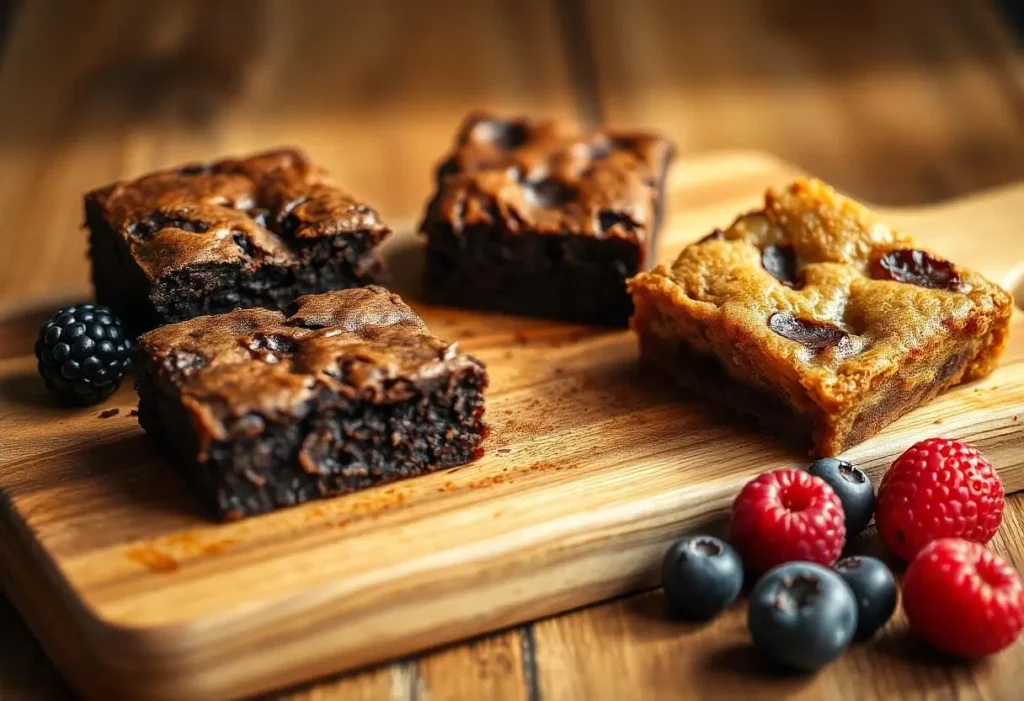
[748,562,858,671]
[35,303,132,405]
[834,556,897,639]
[808,458,875,540]
[662,535,743,621]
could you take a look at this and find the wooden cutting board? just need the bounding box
[3,151,1024,701]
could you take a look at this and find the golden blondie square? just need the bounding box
[628,178,1013,456]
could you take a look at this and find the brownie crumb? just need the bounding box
[99,408,120,419]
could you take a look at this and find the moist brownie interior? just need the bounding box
[134,286,488,520]
[87,148,391,331]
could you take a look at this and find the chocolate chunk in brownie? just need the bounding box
[134,286,488,520]
[420,112,674,326]
[87,148,391,331]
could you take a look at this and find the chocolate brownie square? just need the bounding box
[629,178,1013,456]
[420,113,674,326]
[134,286,488,520]
[86,148,391,331]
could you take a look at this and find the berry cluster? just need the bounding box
[661,438,1024,670]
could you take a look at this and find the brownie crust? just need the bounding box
[135,287,488,520]
[420,112,674,326]
[629,178,1013,456]
[87,148,391,331]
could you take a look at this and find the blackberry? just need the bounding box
[35,303,132,405]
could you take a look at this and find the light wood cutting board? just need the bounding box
[3,151,1024,701]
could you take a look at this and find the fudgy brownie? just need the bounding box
[420,112,674,326]
[629,178,1013,457]
[87,148,391,331]
[134,286,488,520]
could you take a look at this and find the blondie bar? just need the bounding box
[628,179,1013,456]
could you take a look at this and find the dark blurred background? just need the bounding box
[0,0,1021,306]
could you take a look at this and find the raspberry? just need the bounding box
[903,538,1024,659]
[876,438,1003,560]
[730,469,846,574]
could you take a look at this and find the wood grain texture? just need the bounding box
[8,499,1024,701]
[532,498,1024,701]
[581,0,1024,206]
[1,1,1024,699]
[3,152,1024,700]
[267,664,394,701]
[416,629,530,701]
[0,0,578,305]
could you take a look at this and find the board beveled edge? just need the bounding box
[2,369,1024,701]
[3,152,1024,701]
[0,491,132,699]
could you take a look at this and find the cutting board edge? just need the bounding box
[4,376,1024,701]
[4,149,1024,701]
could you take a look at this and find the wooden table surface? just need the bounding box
[1,1,1023,699]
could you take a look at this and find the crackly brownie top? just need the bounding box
[137,286,481,440]
[421,112,674,242]
[630,178,1012,405]
[87,148,390,279]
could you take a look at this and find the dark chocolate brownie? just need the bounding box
[419,112,674,326]
[87,148,391,332]
[134,286,488,520]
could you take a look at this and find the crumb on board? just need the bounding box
[124,535,237,574]
[125,546,179,574]
[98,408,119,419]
